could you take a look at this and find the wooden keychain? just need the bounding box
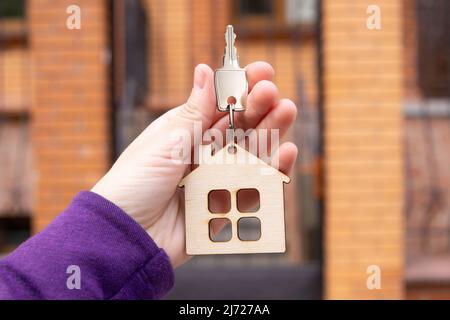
[179,25,290,255]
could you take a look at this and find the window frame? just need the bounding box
[232,0,317,40]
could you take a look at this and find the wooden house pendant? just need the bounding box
[179,25,290,255]
[179,143,290,255]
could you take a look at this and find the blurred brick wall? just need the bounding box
[0,32,30,109]
[323,0,404,299]
[403,0,420,101]
[28,0,110,231]
[0,19,33,215]
[144,0,229,110]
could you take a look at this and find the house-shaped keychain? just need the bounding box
[179,143,290,255]
[179,25,290,255]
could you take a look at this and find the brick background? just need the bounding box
[0,19,33,215]
[28,0,110,232]
[323,0,404,299]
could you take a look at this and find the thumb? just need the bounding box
[125,64,217,157]
[177,64,217,132]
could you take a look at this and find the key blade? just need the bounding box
[223,25,239,68]
[214,25,247,112]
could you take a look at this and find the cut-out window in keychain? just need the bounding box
[179,25,290,255]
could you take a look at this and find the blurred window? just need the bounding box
[0,0,31,253]
[238,0,273,16]
[416,0,450,98]
[0,0,25,18]
[112,0,149,155]
[285,0,317,25]
[124,0,148,107]
[234,0,317,29]
[405,1,450,289]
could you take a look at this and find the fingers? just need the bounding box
[251,99,297,157]
[254,98,297,157]
[211,80,278,131]
[210,97,297,151]
[233,62,277,128]
[239,80,278,128]
[256,98,297,139]
[245,61,275,91]
[156,61,276,132]
[178,64,218,129]
[210,61,276,124]
[129,62,281,162]
[272,142,298,176]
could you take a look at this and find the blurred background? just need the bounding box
[0,0,448,299]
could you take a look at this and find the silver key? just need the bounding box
[214,25,248,112]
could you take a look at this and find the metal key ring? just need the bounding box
[228,103,235,130]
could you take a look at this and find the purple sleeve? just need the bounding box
[0,191,174,300]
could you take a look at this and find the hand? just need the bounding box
[91,62,298,268]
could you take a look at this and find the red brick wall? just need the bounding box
[403,0,420,100]
[323,0,404,299]
[28,0,110,231]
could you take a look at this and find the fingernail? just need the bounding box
[194,65,206,89]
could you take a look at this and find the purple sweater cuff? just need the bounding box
[0,191,174,300]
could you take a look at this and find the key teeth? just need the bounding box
[226,25,235,36]
[224,25,239,67]
[214,25,247,112]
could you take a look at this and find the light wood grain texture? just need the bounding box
[179,143,290,255]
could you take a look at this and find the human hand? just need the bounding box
[91,62,298,268]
